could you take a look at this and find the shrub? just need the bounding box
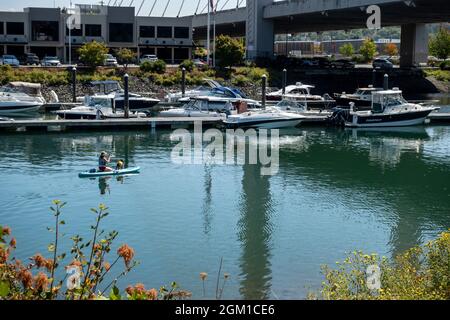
[429,27,450,60]
[312,230,450,300]
[115,48,136,69]
[359,38,378,62]
[215,35,245,68]
[179,59,195,72]
[339,43,355,57]
[140,59,166,74]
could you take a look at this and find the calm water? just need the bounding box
[1,123,449,300]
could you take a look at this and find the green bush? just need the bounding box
[140,59,166,74]
[179,59,195,72]
[233,67,269,85]
[425,69,450,82]
[311,230,450,300]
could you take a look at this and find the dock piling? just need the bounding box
[383,74,389,90]
[71,67,77,103]
[124,73,130,119]
[181,67,186,98]
[262,74,267,109]
[282,69,287,95]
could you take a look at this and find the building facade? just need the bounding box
[0,4,193,63]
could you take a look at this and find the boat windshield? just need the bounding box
[88,97,112,108]
[277,100,306,110]
[372,92,407,112]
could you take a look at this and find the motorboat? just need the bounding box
[224,108,305,129]
[0,82,46,115]
[345,89,439,128]
[274,99,332,117]
[334,86,383,108]
[266,82,336,109]
[56,95,146,120]
[77,81,160,111]
[165,78,221,102]
[159,97,230,118]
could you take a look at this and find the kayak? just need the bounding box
[78,167,141,178]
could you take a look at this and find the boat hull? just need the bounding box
[225,118,303,129]
[0,104,42,115]
[114,98,159,111]
[345,110,433,128]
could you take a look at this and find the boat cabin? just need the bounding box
[186,97,233,112]
[89,81,123,95]
[1,82,43,97]
[372,90,406,113]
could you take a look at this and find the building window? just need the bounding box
[109,23,133,42]
[85,24,102,37]
[174,27,189,39]
[139,26,155,38]
[31,21,59,41]
[6,22,24,35]
[66,25,83,37]
[174,48,189,63]
[157,26,172,38]
[0,22,4,35]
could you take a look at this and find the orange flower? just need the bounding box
[67,260,82,268]
[18,269,33,289]
[32,254,46,268]
[9,237,16,248]
[117,244,134,268]
[200,272,208,281]
[34,272,49,292]
[103,262,111,271]
[134,283,146,295]
[126,285,134,296]
[147,288,158,300]
[0,247,9,264]
[45,259,54,272]
[2,226,11,236]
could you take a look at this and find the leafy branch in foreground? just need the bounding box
[0,201,190,300]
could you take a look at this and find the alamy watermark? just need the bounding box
[366,5,381,30]
[170,122,280,176]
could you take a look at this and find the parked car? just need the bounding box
[104,54,118,67]
[373,58,394,70]
[140,54,158,64]
[312,56,332,68]
[0,55,20,67]
[332,59,356,69]
[23,53,40,66]
[193,58,208,69]
[41,56,61,67]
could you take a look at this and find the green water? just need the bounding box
[0,126,449,299]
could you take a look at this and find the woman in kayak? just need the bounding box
[99,151,113,172]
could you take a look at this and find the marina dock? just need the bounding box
[0,118,223,133]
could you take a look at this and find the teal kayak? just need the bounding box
[78,167,141,178]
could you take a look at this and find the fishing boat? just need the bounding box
[79,167,140,178]
[77,81,160,111]
[266,82,336,109]
[345,89,439,128]
[224,108,305,129]
[56,96,146,120]
[159,96,230,118]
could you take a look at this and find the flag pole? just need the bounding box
[213,6,216,68]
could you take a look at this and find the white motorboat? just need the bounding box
[224,108,305,129]
[334,86,383,108]
[159,97,230,118]
[56,96,146,120]
[165,79,221,102]
[345,89,439,128]
[77,81,160,111]
[274,99,332,120]
[0,82,46,115]
[266,82,336,109]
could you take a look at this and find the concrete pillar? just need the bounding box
[400,24,429,68]
[246,0,274,60]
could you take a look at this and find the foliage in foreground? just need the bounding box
[425,69,450,83]
[0,201,190,300]
[429,27,450,60]
[312,231,450,300]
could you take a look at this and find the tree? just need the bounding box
[359,38,378,62]
[339,43,355,57]
[215,35,245,69]
[78,41,109,68]
[384,43,399,56]
[194,47,207,59]
[116,48,136,70]
[429,27,450,60]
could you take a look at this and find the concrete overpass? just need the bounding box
[190,0,450,67]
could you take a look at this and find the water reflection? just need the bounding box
[237,163,274,299]
[202,166,213,235]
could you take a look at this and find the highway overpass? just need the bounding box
[191,0,450,67]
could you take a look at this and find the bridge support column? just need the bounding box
[246,0,274,60]
[400,24,429,68]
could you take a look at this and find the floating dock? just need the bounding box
[0,118,223,133]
